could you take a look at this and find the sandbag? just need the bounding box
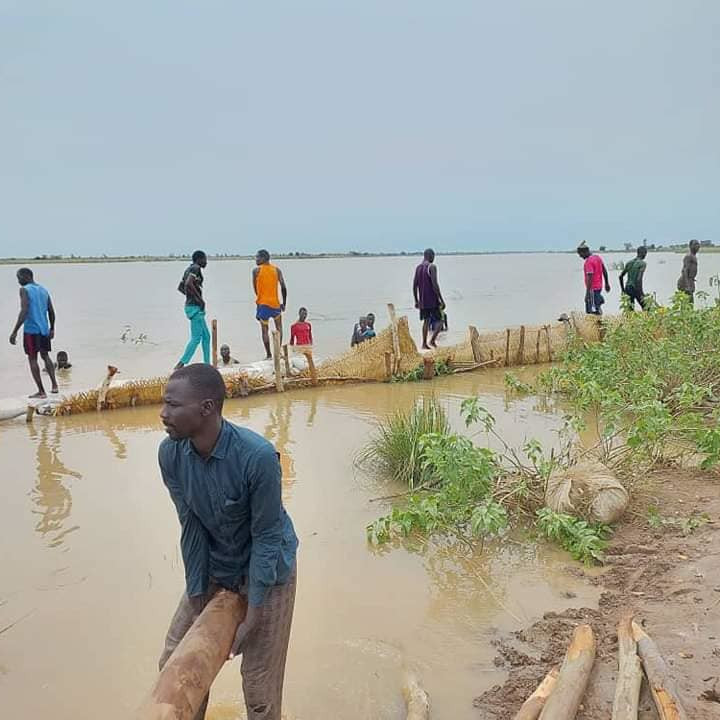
[545,460,629,524]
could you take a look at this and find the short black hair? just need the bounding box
[57,351,68,361]
[299,306,307,313]
[192,250,207,263]
[423,248,435,261]
[256,249,270,262]
[170,364,226,410]
[17,267,34,281]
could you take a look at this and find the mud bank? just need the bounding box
[476,468,720,719]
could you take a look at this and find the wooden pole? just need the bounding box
[468,325,482,363]
[384,351,394,381]
[211,318,218,367]
[632,622,688,720]
[612,614,642,720]
[272,331,284,392]
[544,325,553,362]
[25,405,35,423]
[402,671,430,720]
[422,356,435,380]
[97,365,119,412]
[302,349,318,386]
[387,303,402,374]
[505,328,511,367]
[136,590,247,720]
[538,624,596,720]
[282,344,291,377]
[513,667,559,720]
[517,325,526,365]
[535,330,541,364]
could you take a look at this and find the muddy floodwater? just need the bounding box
[0,368,601,719]
[2,251,719,393]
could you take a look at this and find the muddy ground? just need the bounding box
[476,469,720,719]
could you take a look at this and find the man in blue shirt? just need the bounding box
[158,364,298,720]
[9,267,58,398]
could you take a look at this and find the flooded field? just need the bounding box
[0,369,600,719]
[2,251,718,394]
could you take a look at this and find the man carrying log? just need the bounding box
[159,364,298,720]
[413,248,445,349]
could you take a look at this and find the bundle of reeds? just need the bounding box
[318,316,421,380]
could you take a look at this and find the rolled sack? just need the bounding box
[136,590,247,720]
[545,460,629,524]
[0,399,28,422]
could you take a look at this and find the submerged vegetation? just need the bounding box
[361,292,720,564]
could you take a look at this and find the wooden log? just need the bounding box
[544,325,553,362]
[25,405,35,423]
[272,331,284,392]
[513,667,559,720]
[468,325,482,363]
[535,330,541,364]
[517,325,526,365]
[612,614,642,720]
[632,622,688,720]
[302,349,318,386]
[505,328,511,367]
[422,356,435,380]
[538,624,596,720]
[282,344,291,377]
[136,590,247,720]
[402,671,430,720]
[384,351,394,380]
[211,318,218,367]
[387,303,401,374]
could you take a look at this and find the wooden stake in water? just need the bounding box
[272,331,284,392]
[517,325,526,365]
[282,344,291,377]
[468,325,482,363]
[302,349,318,386]
[387,303,401,374]
[211,319,218,366]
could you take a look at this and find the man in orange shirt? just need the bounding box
[252,249,288,359]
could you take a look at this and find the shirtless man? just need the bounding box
[677,239,701,304]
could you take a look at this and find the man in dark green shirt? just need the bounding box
[158,364,298,720]
[619,246,648,310]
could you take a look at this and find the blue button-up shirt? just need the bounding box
[159,420,298,607]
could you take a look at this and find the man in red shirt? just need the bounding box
[289,307,313,346]
[577,243,610,315]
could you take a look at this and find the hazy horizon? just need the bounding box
[2,1,719,257]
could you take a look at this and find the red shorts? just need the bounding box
[23,333,51,357]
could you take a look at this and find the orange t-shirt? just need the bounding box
[255,264,280,308]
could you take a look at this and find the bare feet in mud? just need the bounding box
[51,386,59,394]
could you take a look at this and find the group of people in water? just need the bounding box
[576,239,702,315]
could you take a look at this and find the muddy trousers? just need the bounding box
[159,566,296,720]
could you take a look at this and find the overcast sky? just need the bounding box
[1,1,719,257]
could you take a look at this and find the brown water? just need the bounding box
[2,251,718,394]
[0,369,600,719]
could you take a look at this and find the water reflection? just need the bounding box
[27,423,81,549]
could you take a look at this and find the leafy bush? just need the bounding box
[355,397,450,489]
[536,507,609,564]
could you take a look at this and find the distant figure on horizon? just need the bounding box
[413,248,445,349]
[253,249,287,359]
[677,239,701,304]
[175,250,210,369]
[351,316,368,347]
[619,246,648,310]
[219,344,239,366]
[9,267,58,398]
[577,243,610,315]
[290,307,313,347]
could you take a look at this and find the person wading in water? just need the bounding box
[159,364,298,720]
[9,267,59,398]
[677,239,701,304]
[413,248,445,349]
[619,245,648,310]
[175,250,210,369]
[253,250,287,359]
[576,242,610,315]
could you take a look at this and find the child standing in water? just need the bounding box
[290,307,313,347]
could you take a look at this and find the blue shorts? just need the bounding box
[256,304,282,323]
